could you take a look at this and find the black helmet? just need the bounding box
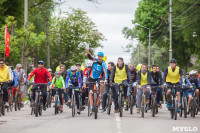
[170,59,176,63]
[186,72,189,75]
[76,63,81,66]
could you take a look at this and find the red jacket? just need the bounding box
[27,68,52,83]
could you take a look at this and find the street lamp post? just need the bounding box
[169,0,173,62]
[135,23,151,70]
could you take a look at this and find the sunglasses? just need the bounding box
[71,70,76,72]
[0,63,4,65]
[38,63,44,65]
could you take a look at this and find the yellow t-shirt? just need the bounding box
[0,65,10,82]
[114,65,127,84]
[141,72,148,86]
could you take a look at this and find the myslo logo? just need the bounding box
[172,127,198,132]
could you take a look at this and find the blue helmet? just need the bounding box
[38,60,44,65]
[97,52,104,57]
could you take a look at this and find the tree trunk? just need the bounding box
[46,18,50,68]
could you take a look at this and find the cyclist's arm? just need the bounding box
[87,54,97,61]
[61,77,65,88]
[163,67,168,83]
[47,69,52,82]
[136,71,141,85]
[14,72,18,86]
[179,68,184,85]
[27,69,36,81]
[103,62,108,80]
[50,77,55,87]
[110,65,116,83]
[8,66,13,81]
[185,76,192,86]
[125,65,132,82]
[159,72,164,85]
[65,73,70,88]
[78,72,82,88]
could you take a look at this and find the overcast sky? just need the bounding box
[57,0,140,64]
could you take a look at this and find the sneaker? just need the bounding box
[114,110,119,113]
[60,105,63,111]
[137,108,140,113]
[99,105,103,110]
[177,107,180,112]
[5,102,9,107]
[101,108,106,113]
[166,102,170,108]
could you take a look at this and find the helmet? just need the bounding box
[67,69,71,73]
[38,60,44,65]
[48,68,52,72]
[86,62,93,68]
[97,52,104,57]
[103,55,107,62]
[10,66,14,70]
[189,70,196,76]
[170,59,176,63]
[55,70,61,75]
[76,63,81,66]
[186,72,189,75]
[16,64,22,68]
[70,66,77,71]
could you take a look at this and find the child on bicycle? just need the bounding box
[50,71,65,111]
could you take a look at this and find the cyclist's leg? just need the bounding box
[187,91,193,109]
[136,86,143,109]
[68,86,73,101]
[75,88,79,109]
[156,87,162,104]
[59,89,63,105]
[42,85,47,106]
[102,84,109,110]
[195,89,199,102]
[19,82,24,103]
[32,85,38,101]
[176,88,181,107]
[2,83,9,103]
[113,84,119,110]
[144,85,150,102]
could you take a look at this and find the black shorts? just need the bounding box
[88,78,103,92]
[166,82,181,92]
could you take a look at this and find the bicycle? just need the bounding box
[78,89,83,113]
[140,86,150,118]
[180,86,190,118]
[30,83,47,117]
[7,85,14,112]
[0,82,7,116]
[14,83,24,111]
[129,85,136,115]
[150,86,160,117]
[189,83,198,118]
[52,87,63,115]
[46,86,52,108]
[106,85,113,115]
[86,80,102,119]
[166,84,181,120]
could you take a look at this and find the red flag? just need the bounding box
[5,24,10,58]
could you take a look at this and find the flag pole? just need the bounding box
[4,24,6,60]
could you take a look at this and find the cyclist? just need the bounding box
[102,61,115,112]
[136,63,151,113]
[10,66,17,100]
[164,59,184,112]
[187,70,200,113]
[150,65,163,108]
[126,64,137,110]
[82,61,93,109]
[27,60,52,110]
[186,72,189,79]
[14,64,26,107]
[85,48,108,113]
[0,58,13,106]
[76,63,83,81]
[48,68,54,78]
[110,57,132,113]
[66,66,82,114]
[50,71,65,112]
[59,65,68,104]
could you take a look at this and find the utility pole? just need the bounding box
[148,29,151,70]
[169,0,173,62]
[46,17,50,68]
[138,44,140,64]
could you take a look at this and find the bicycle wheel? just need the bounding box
[130,95,134,115]
[174,99,177,120]
[107,94,112,115]
[192,97,196,118]
[141,95,145,118]
[152,96,156,117]
[179,99,183,117]
[35,93,39,117]
[94,92,98,119]
[72,93,75,117]
[47,92,50,108]
[88,99,90,117]
[10,92,13,112]
[183,97,187,118]
[39,96,42,116]
[17,94,21,110]
[78,94,82,113]
[15,94,18,111]
[31,102,34,115]
[119,92,123,117]
[2,105,5,116]
[55,96,58,115]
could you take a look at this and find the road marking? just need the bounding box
[115,113,122,133]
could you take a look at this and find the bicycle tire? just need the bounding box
[2,106,5,116]
[119,92,123,117]
[183,97,187,118]
[141,95,145,118]
[55,96,58,115]
[17,94,21,110]
[72,93,75,117]
[88,99,90,117]
[130,95,134,115]
[152,96,156,117]
[78,94,82,113]
[94,92,98,119]
[15,94,18,111]
[39,95,42,116]
[107,94,112,115]
[174,99,177,120]
[31,102,34,115]
[47,92,49,108]
[35,93,39,117]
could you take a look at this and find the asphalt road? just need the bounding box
[0,103,200,133]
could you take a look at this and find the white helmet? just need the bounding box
[86,61,93,68]
[48,68,52,72]
[189,70,196,76]
[16,64,22,68]
[70,66,77,71]
[55,70,61,75]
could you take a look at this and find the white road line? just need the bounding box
[115,113,122,133]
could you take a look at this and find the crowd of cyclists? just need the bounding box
[0,47,200,119]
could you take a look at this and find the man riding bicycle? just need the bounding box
[27,60,52,110]
[66,66,82,114]
[0,58,13,107]
[85,47,108,113]
[14,64,26,107]
[164,59,184,112]
[187,70,200,113]
[102,61,115,112]
[136,63,151,113]
[50,71,65,112]
[110,57,132,113]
